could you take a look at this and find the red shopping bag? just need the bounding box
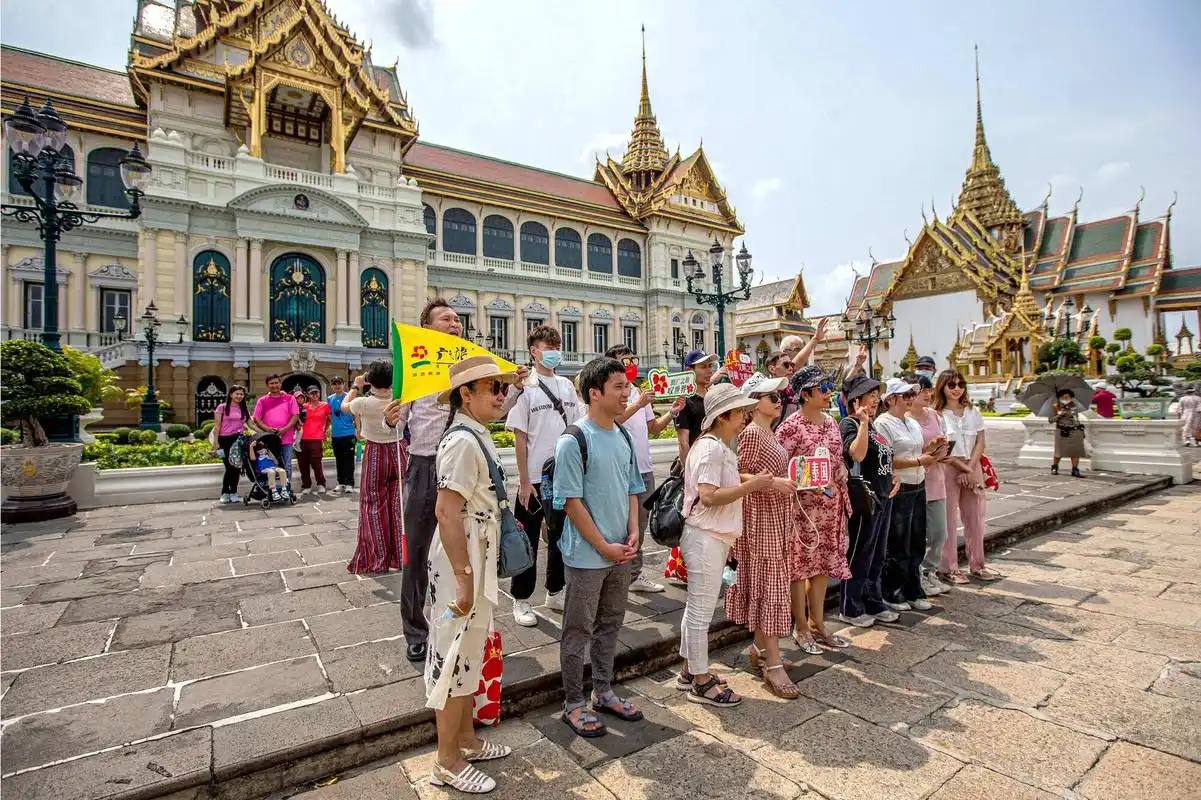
[664,546,689,583]
[980,455,1000,491]
[472,630,503,727]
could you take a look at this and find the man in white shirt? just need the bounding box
[507,325,583,626]
[609,344,681,594]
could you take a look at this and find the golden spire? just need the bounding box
[956,45,1023,231]
[1013,249,1041,322]
[620,25,669,188]
[904,331,919,367]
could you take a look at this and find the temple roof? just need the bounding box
[620,27,669,179]
[955,47,1022,231]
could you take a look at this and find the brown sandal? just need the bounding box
[763,664,801,699]
[747,645,795,674]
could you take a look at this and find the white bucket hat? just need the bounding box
[436,355,520,404]
[701,383,758,430]
[881,377,919,402]
[741,372,787,397]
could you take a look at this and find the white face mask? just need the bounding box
[916,369,934,380]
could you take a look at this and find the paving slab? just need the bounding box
[231,550,305,575]
[927,765,1061,800]
[1080,590,1201,627]
[110,601,241,649]
[282,561,360,591]
[1010,636,1171,690]
[58,586,184,624]
[238,585,351,625]
[912,699,1108,790]
[796,660,954,726]
[1149,661,1201,701]
[283,764,419,800]
[1076,741,1201,800]
[999,601,1133,644]
[336,574,403,607]
[833,624,950,669]
[912,650,1067,708]
[305,603,405,650]
[171,619,316,680]
[174,656,331,728]
[1,644,171,718]
[212,696,361,782]
[320,638,421,693]
[0,601,67,634]
[0,618,112,670]
[412,737,618,800]
[528,694,693,770]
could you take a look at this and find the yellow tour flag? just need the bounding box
[390,321,519,404]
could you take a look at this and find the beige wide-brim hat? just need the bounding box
[436,355,520,404]
[701,383,758,431]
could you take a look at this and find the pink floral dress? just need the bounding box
[775,413,851,581]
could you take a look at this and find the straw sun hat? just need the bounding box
[436,355,519,404]
[701,383,758,431]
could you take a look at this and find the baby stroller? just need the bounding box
[231,431,297,509]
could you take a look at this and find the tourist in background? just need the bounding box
[725,373,803,699]
[680,383,765,707]
[347,362,407,575]
[774,318,828,428]
[909,375,951,598]
[1050,389,1086,477]
[666,348,720,584]
[1091,382,1117,419]
[425,356,519,794]
[913,354,937,382]
[1180,386,1201,446]
[296,386,331,497]
[776,365,852,652]
[251,374,300,487]
[934,370,1000,582]
[838,375,899,628]
[215,384,249,504]
[327,376,359,494]
[874,378,937,611]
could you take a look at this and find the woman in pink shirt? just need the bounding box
[214,385,250,504]
[908,375,950,598]
[297,386,331,496]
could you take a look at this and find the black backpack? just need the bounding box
[643,455,695,547]
[541,423,633,542]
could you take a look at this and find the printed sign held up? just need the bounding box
[647,369,697,399]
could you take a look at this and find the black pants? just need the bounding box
[218,434,241,495]
[510,494,565,600]
[400,454,437,647]
[841,496,891,618]
[331,435,356,487]
[882,482,927,603]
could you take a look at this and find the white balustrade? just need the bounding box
[618,276,643,287]
[185,151,234,171]
[263,164,334,189]
[358,183,396,200]
[442,251,478,267]
[519,261,550,275]
[482,257,516,272]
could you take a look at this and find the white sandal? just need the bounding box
[431,761,496,794]
[463,739,512,762]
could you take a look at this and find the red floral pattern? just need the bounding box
[472,630,503,727]
[775,413,851,581]
[664,546,689,582]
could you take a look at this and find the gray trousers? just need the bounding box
[631,471,655,581]
[561,562,631,708]
[401,454,438,646]
[922,498,948,575]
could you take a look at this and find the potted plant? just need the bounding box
[1111,348,1172,419]
[62,346,125,444]
[1,340,93,522]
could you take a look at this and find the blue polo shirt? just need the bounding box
[328,393,357,438]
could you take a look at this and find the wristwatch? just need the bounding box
[454,565,473,576]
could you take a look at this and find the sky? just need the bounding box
[3,0,1199,324]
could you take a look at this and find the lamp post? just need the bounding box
[684,239,753,358]
[841,303,896,379]
[672,330,688,371]
[1041,297,1091,369]
[137,302,162,431]
[2,97,151,352]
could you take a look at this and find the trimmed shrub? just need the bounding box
[165,423,192,440]
[112,427,134,444]
[137,429,160,445]
[1,427,18,445]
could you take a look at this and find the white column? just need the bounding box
[234,238,249,320]
[347,251,360,326]
[142,228,158,305]
[249,239,263,321]
[174,232,188,317]
[475,206,484,260]
[70,252,87,331]
[335,249,349,326]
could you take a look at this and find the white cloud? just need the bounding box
[751,177,783,205]
[577,132,629,164]
[805,259,867,316]
[1094,161,1131,184]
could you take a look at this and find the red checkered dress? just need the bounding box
[724,423,800,637]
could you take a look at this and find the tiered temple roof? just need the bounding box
[735,274,813,339]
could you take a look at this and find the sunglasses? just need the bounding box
[945,381,966,389]
[780,361,793,369]
[754,392,781,403]
[620,356,639,366]
[471,379,509,397]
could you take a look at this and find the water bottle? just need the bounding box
[722,565,737,587]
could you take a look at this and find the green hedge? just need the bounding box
[1,427,18,445]
[165,423,192,440]
[112,427,133,444]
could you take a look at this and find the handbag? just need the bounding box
[980,455,1000,491]
[847,460,879,517]
[472,629,503,727]
[446,425,534,579]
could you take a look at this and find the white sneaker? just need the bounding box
[629,575,665,593]
[219,494,230,504]
[883,600,911,612]
[316,485,327,495]
[911,598,934,611]
[513,600,537,627]
[935,576,953,594]
[346,485,357,493]
[838,613,876,628]
[874,609,901,623]
[299,488,312,497]
[329,485,344,496]
[920,575,945,597]
[229,494,240,504]
[544,590,566,612]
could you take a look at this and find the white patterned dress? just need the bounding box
[424,414,501,711]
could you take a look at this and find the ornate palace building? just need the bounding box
[842,54,1199,383]
[1,0,744,426]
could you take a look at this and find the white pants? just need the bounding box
[679,524,731,675]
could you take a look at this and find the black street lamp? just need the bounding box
[1041,297,1092,369]
[2,97,151,352]
[137,302,163,431]
[174,314,189,343]
[685,239,753,357]
[841,303,896,379]
[671,330,688,371]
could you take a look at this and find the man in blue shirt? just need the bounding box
[553,357,645,737]
[327,376,359,495]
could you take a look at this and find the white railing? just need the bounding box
[263,164,335,189]
[358,183,396,200]
[519,261,550,275]
[93,341,131,370]
[555,267,581,279]
[443,251,478,267]
[618,276,643,287]
[186,151,234,172]
[482,256,516,272]
[589,272,614,283]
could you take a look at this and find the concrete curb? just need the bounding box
[107,475,1169,800]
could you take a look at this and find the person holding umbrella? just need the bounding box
[1050,389,1086,477]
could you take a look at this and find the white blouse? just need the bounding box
[941,407,984,460]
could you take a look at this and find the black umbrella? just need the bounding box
[1019,374,1094,418]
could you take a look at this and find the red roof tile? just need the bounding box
[406,142,622,210]
[0,45,135,107]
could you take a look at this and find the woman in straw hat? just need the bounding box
[678,383,774,708]
[425,355,520,794]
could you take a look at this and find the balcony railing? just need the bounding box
[263,164,335,189]
[186,151,234,172]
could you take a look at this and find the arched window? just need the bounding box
[423,204,436,250]
[482,214,514,260]
[9,145,75,197]
[360,267,389,348]
[554,228,582,269]
[617,238,641,278]
[193,376,228,427]
[442,208,477,255]
[587,233,613,273]
[519,221,549,264]
[269,253,326,343]
[86,147,131,209]
[192,250,231,342]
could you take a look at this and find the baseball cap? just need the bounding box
[684,349,719,368]
[881,377,919,400]
[741,372,787,397]
[915,355,936,370]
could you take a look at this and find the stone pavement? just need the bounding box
[278,485,1201,800]
[0,428,1183,798]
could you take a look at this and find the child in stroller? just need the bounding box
[241,434,296,507]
